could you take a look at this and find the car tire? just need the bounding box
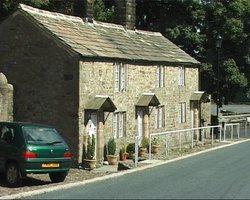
[49,172,67,183]
[5,163,21,187]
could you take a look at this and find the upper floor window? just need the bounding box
[113,112,126,138]
[178,102,186,123]
[156,65,165,88]
[155,105,165,128]
[114,63,127,92]
[178,66,185,86]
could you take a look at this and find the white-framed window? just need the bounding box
[154,105,165,128]
[178,66,185,86]
[178,102,186,123]
[113,112,126,138]
[156,65,165,88]
[114,63,127,92]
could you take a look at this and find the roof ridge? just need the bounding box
[19,3,82,22]
[19,3,163,37]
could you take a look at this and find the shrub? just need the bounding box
[126,143,135,153]
[86,135,95,159]
[140,137,149,148]
[107,137,116,155]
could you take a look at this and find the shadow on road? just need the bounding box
[0,173,51,188]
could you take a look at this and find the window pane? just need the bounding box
[121,64,126,91]
[113,113,118,138]
[119,113,124,138]
[114,63,119,91]
[178,67,185,86]
[156,66,160,88]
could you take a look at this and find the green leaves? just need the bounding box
[223,59,247,87]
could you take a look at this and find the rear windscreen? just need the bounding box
[22,126,65,145]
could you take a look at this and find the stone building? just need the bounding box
[0,1,209,165]
[0,73,13,122]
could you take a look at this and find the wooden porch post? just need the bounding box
[96,111,104,163]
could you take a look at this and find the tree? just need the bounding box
[93,0,114,22]
[1,0,250,103]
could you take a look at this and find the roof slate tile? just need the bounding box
[19,3,200,65]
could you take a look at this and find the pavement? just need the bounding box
[2,139,250,199]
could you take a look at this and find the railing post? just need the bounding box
[201,128,204,146]
[219,125,222,142]
[237,123,240,139]
[224,125,226,141]
[179,132,181,151]
[165,134,168,156]
[231,125,233,140]
[211,127,214,144]
[245,121,247,137]
[135,136,139,168]
[191,130,194,149]
[149,135,152,160]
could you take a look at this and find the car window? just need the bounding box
[22,126,65,145]
[0,126,14,144]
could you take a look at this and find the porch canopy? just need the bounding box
[136,93,160,107]
[190,91,208,102]
[85,95,117,112]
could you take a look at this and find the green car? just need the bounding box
[0,122,72,187]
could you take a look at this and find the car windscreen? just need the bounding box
[22,126,65,145]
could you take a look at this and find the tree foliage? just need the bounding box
[1,0,250,103]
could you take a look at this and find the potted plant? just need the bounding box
[120,143,128,161]
[151,137,160,154]
[106,137,118,165]
[84,134,96,170]
[139,137,149,156]
[126,143,135,159]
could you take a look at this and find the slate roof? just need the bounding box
[18,4,200,65]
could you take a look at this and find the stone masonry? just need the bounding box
[0,73,13,122]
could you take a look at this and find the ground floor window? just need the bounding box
[113,112,126,138]
[178,102,186,123]
[155,105,165,128]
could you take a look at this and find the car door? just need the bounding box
[0,134,6,173]
[0,125,19,173]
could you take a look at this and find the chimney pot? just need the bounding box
[114,0,136,30]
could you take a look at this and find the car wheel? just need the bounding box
[5,163,21,187]
[49,172,67,183]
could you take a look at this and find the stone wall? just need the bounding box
[0,12,80,164]
[78,61,200,162]
[0,73,13,121]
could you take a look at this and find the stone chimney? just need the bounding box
[72,0,93,22]
[114,0,136,30]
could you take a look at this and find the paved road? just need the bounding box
[25,140,250,199]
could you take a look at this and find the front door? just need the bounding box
[137,110,143,142]
[86,113,97,158]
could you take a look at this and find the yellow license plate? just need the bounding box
[42,163,59,168]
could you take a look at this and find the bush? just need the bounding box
[126,143,135,153]
[86,135,95,159]
[107,137,116,155]
[140,137,149,148]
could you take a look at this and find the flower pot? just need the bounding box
[127,151,134,159]
[120,153,127,161]
[151,145,160,154]
[107,155,118,165]
[84,159,96,170]
[139,147,147,157]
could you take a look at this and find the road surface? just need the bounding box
[25,140,250,199]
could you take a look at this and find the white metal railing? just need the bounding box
[134,135,141,167]
[148,125,222,160]
[223,123,240,141]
